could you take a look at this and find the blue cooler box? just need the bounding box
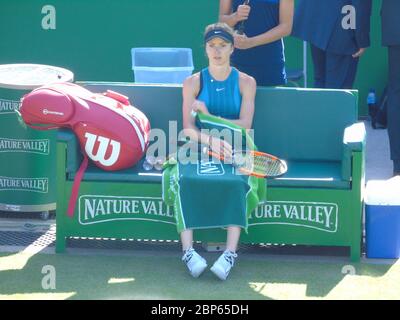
[131,48,194,84]
[365,178,400,259]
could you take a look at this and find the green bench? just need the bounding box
[56,82,365,261]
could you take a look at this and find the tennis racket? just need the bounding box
[207,148,287,178]
[161,139,287,178]
[162,110,287,178]
[190,110,287,178]
[237,0,250,35]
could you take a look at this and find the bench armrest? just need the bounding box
[343,122,366,152]
[57,129,83,173]
[342,122,366,180]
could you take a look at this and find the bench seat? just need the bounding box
[55,83,365,262]
[66,158,349,189]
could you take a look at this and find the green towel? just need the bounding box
[162,112,266,233]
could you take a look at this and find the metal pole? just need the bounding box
[303,41,308,88]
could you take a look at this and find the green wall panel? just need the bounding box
[0,0,387,116]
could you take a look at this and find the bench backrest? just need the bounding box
[80,82,358,161]
[254,87,358,161]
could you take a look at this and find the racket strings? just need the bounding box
[242,154,284,176]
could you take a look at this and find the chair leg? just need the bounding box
[350,240,361,262]
[56,234,66,253]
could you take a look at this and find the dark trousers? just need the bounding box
[310,44,359,89]
[387,45,400,163]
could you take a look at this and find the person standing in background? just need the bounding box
[381,0,400,176]
[219,0,294,87]
[292,0,372,89]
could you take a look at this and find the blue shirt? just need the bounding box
[292,0,372,55]
[197,67,242,119]
[231,0,286,86]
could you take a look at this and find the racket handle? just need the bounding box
[207,149,225,161]
[237,0,250,35]
[206,147,234,163]
[237,23,245,35]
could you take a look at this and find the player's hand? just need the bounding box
[352,48,366,58]
[191,100,209,115]
[235,4,251,22]
[209,137,233,161]
[234,33,255,50]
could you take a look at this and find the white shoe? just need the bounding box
[182,248,207,278]
[210,250,238,280]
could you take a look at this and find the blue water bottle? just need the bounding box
[367,88,377,121]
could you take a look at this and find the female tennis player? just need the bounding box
[179,22,257,280]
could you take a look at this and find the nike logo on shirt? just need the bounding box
[216,88,225,92]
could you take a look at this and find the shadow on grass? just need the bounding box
[0,249,397,300]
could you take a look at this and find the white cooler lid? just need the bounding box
[0,63,74,90]
[365,177,400,206]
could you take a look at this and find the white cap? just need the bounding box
[0,64,74,90]
[365,177,400,206]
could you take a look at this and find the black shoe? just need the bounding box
[394,171,400,177]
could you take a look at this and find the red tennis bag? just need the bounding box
[20,82,151,217]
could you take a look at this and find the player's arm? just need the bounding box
[351,0,372,58]
[219,0,250,28]
[182,74,211,145]
[234,0,293,49]
[183,74,233,157]
[222,72,256,130]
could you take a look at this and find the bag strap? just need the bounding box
[15,109,61,131]
[25,123,61,131]
[103,90,130,105]
[67,155,89,217]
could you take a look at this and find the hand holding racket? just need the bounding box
[208,136,233,161]
[191,110,287,179]
[207,148,287,179]
[237,0,250,35]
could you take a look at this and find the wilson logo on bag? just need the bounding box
[84,132,121,167]
[19,82,151,217]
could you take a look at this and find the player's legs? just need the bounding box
[226,226,241,252]
[180,229,193,251]
[180,229,207,278]
[211,226,241,280]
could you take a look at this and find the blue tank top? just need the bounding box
[231,0,287,86]
[197,67,242,119]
